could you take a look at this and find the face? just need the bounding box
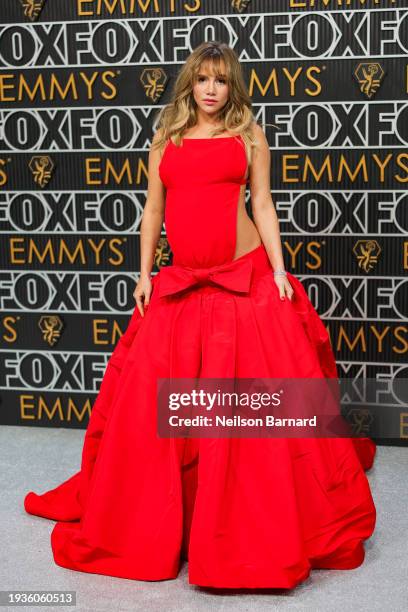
[192,60,229,119]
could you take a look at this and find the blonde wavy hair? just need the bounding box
[152,40,267,167]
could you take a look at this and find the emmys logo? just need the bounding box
[19,0,46,21]
[29,156,54,188]
[38,315,64,346]
[346,408,373,436]
[353,240,381,273]
[140,68,168,103]
[231,0,251,11]
[155,237,172,269]
[353,62,385,99]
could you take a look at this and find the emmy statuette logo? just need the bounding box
[29,156,55,188]
[19,0,46,21]
[155,237,172,268]
[352,240,382,273]
[231,0,252,11]
[346,408,374,436]
[38,315,64,346]
[353,63,385,98]
[140,69,168,103]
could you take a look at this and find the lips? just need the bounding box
[203,99,217,103]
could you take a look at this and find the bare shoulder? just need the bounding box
[152,127,164,143]
[248,122,270,168]
[250,121,269,149]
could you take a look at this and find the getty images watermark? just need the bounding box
[157,377,408,438]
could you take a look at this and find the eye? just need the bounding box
[196,76,226,84]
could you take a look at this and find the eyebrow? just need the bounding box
[197,73,227,78]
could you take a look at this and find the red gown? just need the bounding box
[24,135,376,589]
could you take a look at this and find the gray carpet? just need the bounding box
[1,425,406,612]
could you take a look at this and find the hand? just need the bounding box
[133,274,152,317]
[274,273,294,301]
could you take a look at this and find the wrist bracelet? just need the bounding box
[273,269,287,276]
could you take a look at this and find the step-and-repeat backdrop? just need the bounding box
[0,1,407,441]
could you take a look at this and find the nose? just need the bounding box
[206,80,216,94]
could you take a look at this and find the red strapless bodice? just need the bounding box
[158,136,248,269]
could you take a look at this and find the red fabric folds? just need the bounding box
[24,244,376,588]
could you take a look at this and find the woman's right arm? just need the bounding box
[133,129,166,317]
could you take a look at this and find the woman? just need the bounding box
[24,41,376,589]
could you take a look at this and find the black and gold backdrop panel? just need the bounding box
[0,1,407,441]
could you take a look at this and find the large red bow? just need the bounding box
[158,257,254,298]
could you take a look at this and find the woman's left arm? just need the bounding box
[249,123,294,301]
